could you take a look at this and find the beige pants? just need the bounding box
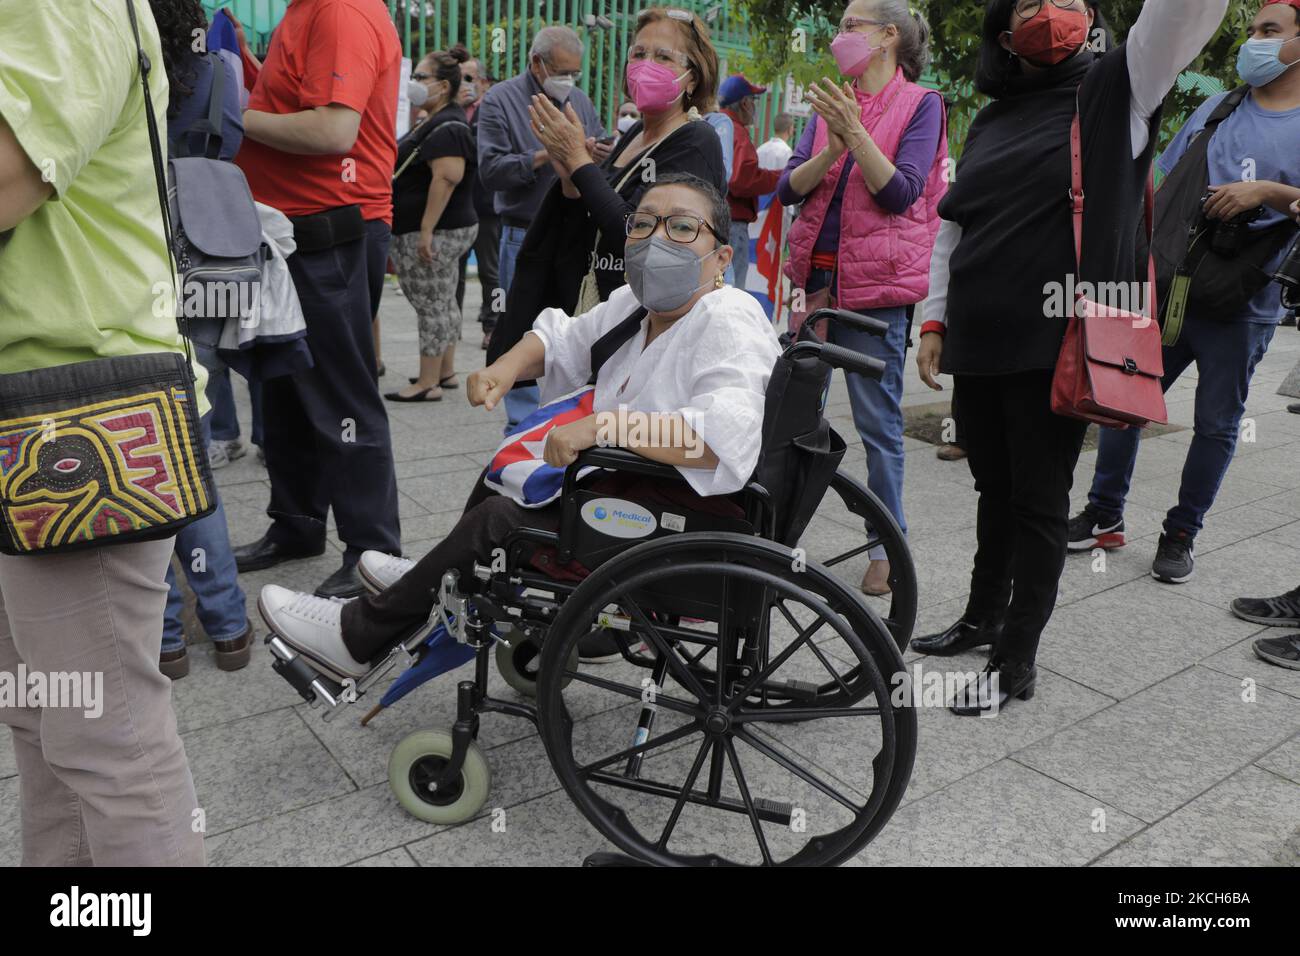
[0,537,205,866]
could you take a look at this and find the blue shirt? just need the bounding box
[1158,90,1300,324]
[702,110,734,183]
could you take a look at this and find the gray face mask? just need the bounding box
[624,236,718,313]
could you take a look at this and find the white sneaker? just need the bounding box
[357,550,417,594]
[258,584,369,680]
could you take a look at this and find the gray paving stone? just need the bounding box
[169,641,300,735]
[901,657,1115,805]
[1038,579,1261,699]
[853,759,1144,866]
[1015,666,1300,823]
[184,709,355,835]
[1189,503,1299,556]
[1096,766,1300,867]
[405,789,603,866]
[1257,734,1300,786]
[1200,633,1300,701]
[1175,537,1300,616]
[349,847,418,867]
[0,727,14,780]
[206,781,438,866]
[0,776,18,866]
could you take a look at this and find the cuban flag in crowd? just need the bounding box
[484,386,597,507]
[208,10,249,109]
[740,194,787,324]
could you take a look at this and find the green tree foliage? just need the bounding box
[742,0,1263,152]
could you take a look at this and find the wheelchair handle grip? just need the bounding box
[806,307,890,339]
[818,342,886,381]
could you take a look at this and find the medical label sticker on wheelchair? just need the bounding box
[580,498,658,538]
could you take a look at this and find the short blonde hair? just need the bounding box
[629,7,719,115]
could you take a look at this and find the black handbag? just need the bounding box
[0,0,215,555]
[1140,86,1299,343]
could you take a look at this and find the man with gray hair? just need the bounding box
[476,25,605,427]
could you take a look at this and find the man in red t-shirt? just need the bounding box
[229,0,403,599]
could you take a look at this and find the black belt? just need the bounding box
[502,215,531,230]
[290,204,365,254]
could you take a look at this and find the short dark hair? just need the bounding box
[640,171,730,243]
[974,0,1113,97]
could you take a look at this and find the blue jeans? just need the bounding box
[498,222,540,430]
[163,415,248,651]
[1088,316,1276,539]
[497,223,527,304]
[727,220,751,288]
[809,269,908,556]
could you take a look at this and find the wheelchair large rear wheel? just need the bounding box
[814,468,917,653]
[536,533,916,866]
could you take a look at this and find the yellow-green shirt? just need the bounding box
[0,0,207,409]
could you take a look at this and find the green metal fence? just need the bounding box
[203,1,820,140]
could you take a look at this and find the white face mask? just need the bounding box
[537,59,575,102]
[617,114,637,133]
[408,79,429,107]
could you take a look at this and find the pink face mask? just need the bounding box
[626,59,688,113]
[830,29,882,78]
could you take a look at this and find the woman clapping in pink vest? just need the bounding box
[777,0,948,597]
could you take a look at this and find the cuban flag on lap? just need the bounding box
[484,386,598,507]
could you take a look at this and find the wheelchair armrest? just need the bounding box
[566,446,685,485]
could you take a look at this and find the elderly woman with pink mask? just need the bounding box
[777,0,949,598]
[485,7,728,370]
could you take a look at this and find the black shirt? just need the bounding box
[392,105,478,236]
[938,45,1158,375]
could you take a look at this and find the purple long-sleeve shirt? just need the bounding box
[776,93,943,254]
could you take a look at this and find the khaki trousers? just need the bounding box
[0,537,205,866]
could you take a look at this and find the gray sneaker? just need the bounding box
[1151,532,1194,584]
[224,439,247,462]
[1253,634,1300,670]
[207,441,230,470]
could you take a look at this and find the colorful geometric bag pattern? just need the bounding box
[0,382,211,554]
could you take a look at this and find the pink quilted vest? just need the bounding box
[785,68,948,310]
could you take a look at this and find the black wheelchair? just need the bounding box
[267,308,918,866]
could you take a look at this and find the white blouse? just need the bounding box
[529,284,782,497]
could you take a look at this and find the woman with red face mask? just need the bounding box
[485,7,728,368]
[910,0,1228,715]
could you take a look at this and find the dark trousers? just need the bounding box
[264,221,401,562]
[340,472,559,662]
[953,370,1088,664]
[455,213,502,331]
[1088,315,1275,539]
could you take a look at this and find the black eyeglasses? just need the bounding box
[411,72,433,81]
[625,212,726,245]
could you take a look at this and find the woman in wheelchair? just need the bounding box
[258,173,782,679]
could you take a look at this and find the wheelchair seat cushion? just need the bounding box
[523,473,747,582]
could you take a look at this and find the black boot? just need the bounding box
[911,617,1001,657]
[949,656,1037,716]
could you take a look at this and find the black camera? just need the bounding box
[1198,193,1266,257]
[1274,231,1300,311]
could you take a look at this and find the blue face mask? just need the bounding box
[1236,35,1300,88]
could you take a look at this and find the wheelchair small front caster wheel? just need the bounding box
[496,630,577,698]
[388,729,491,824]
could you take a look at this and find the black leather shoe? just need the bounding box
[949,657,1037,716]
[233,533,326,572]
[315,562,366,599]
[911,618,1001,657]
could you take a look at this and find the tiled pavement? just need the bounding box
[2,282,1297,867]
